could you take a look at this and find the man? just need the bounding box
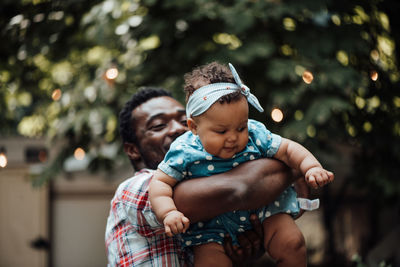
[105,88,307,266]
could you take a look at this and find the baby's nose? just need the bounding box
[226,132,237,142]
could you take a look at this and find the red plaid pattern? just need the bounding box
[105,169,189,266]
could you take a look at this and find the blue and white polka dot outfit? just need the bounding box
[158,119,300,247]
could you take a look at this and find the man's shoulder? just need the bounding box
[114,169,155,199]
[107,168,161,230]
[121,168,153,183]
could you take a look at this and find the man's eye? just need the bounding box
[149,124,166,131]
[180,120,187,126]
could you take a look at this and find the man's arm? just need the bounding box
[173,158,299,223]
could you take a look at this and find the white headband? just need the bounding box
[186,63,264,118]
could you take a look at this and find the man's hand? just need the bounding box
[305,167,334,189]
[224,214,264,267]
[163,210,190,237]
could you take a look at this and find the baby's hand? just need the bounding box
[305,167,334,189]
[163,210,190,237]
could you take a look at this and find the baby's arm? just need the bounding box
[148,170,190,236]
[274,138,334,188]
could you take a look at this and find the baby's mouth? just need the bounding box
[223,147,235,152]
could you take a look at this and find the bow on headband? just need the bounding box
[186,63,264,118]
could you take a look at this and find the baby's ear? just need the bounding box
[187,118,197,135]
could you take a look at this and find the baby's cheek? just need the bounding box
[202,139,219,155]
[239,134,249,150]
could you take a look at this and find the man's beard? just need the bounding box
[138,147,164,170]
[143,157,159,170]
[138,138,176,170]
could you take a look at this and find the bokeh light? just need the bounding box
[294,110,304,121]
[336,50,349,66]
[331,14,341,26]
[370,70,378,81]
[283,17,296,31]
[363,121,373,132]
[0,152,7,168]
[302,71,314,84]
[74,148,85,160]
[52,89,62,101]
[105,67,119,80]
[370,50,379,61]
[271,108,284,122]
[307,125,316,138]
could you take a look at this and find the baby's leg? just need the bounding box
[263,213,306,267]
[193,242,232,267]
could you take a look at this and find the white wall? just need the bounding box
[50,171,128,267]
[0,137,49,267]
[52,197,111,267]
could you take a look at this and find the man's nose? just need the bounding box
[168,120,187,137]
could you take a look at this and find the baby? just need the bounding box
[149,62,334,266]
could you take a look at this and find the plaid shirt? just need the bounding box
[105,169,190,266]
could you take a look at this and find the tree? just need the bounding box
[1,0,399,264]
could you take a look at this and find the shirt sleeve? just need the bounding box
[105,171,188,267]
[157,140,188,181]
[248,119,282,158]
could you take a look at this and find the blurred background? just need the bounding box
[0,0,399,266]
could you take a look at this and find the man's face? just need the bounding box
[131,96,188,169]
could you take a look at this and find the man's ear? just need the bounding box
[187,118,198,135]
[123,143,141,161]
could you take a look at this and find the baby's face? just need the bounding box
[192,97,249,159]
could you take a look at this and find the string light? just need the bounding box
[74,147,85,160]
[302,71,314,84]
[52,89,62,101]
[370,70,378,81]
[105,67,119,80]
[271,108,284,122]
[0,148,7,168]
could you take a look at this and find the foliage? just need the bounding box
[1,0,399,202]
[352,253,392,267]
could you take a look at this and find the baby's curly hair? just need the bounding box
[183,61,242,104]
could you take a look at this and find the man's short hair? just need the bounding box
[119,87,172,145]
